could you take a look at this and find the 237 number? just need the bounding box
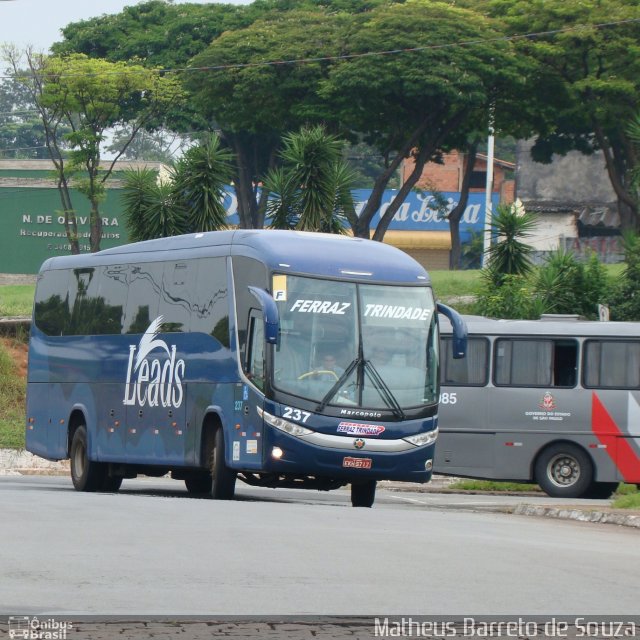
[283,406,311,423]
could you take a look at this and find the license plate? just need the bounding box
[342,456,372,469]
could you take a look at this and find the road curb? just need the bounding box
[513,504,640,528]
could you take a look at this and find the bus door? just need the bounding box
[231,310,266,469]
[437,336,492,476]
[488,337,581,479]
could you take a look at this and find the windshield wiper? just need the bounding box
[364,359,406,420]
[316,356,360,412]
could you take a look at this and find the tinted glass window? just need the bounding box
[584,340,640,388]
[123,263,163,334]
[192,257,229,347]
[34,269,70,336]
[96,265,127,334]
[158,262,194,333]
[68,268,102,335]
[440,337,488,386]
[232,257,268,366]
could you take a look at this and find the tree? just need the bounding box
[490,0,640,230]
[37,54,182,252]
[608,233,640,320]
[483,202,538,284]
[4,46,81,253]
[185,8,348,229]
[0,73,50,159]
[318,0,532,241]
[263,126,356,233]
[122,133,233,241]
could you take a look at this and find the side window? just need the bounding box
[246,311,265,391]
[97,265,128,335]
[68,268,101,335]
[192,257,230,347]
[440,337,488,386]
[159,262,194,333]
[123,263,163,334]
[232,256,268,366]
[494,338,577,387]
[33,269,70,336]
[584,340,640,389]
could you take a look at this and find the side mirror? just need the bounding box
[248,286,280,345]
[437,302,467,359]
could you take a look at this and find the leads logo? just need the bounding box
[123,317,186,408]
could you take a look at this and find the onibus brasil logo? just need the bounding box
[123,316,186,408]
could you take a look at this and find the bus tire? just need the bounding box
[534,443,593,498]
[184,472,212,495]
[70,425,106,492]
[351,480,376,507]
[210,428,236,500]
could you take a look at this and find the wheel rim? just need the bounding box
[547,453,580,488]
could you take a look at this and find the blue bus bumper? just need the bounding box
[258,427,434,484]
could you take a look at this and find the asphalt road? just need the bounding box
[1,476,639,619]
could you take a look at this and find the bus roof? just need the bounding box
[39,230,431,285]
[440,314,640,338]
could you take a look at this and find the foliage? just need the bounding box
[483,203,538,286]
[534,250,609,319]
[611,491,640,510]
[608,233,640,320]
[172,134,234,232]
[0,340,26,450]
[460,231,484,270]
[488,0,640,229]
[264,126,356,233]
[0,74,51,159]
[122,168,188,241]
[122,134,234,241]
[474,273,544,319]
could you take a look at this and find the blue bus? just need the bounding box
[26,230,466,507]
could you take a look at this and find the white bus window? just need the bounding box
[584,340,640,389]
[440,337,488,386]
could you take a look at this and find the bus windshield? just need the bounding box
[273,275,438,412]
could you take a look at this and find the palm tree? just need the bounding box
[484,202,538,286]
[121,133,234,241]
[264,126,356,234]
[122,168,187,241]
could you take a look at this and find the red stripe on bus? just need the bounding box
[591,393,640,483]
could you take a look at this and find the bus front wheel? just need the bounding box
[351,480,376,507]
[70,425,106,492]
[210,428,236,500]
[535,444,593,498]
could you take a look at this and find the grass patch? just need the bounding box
[430,270,481,300]
[0,285,35,317]
[611,492,640,510]
[448,479,540,492]
[0,340,26,449]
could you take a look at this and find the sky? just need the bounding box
[0,0,252,51]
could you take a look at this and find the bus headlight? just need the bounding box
[403,428,438,447]
[257,407,313,437]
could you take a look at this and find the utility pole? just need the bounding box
[482,104,495,268]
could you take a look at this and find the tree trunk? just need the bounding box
[593,122,639,231]
[448,140,479,270]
